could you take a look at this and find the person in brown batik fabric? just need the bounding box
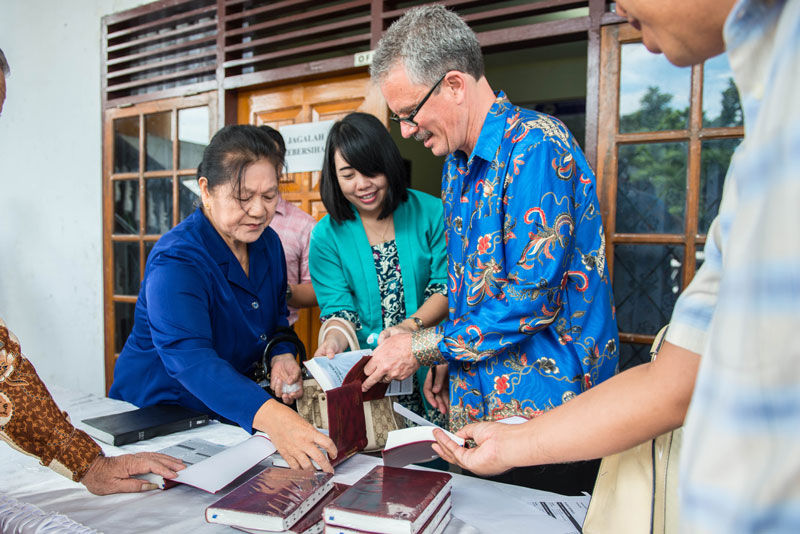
[0,318,185,495]
[0,47,184,495]
[0,319,102,482]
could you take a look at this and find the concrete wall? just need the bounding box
[0,0,154,394]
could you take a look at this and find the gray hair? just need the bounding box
[370,5,483,87]
[0,47,9,77]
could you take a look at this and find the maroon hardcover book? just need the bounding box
[324,493,451,534]
[235,483,350,534]
[326,381,368,467]
[206,468,333,531]
[324,466,452,534]
[341,355,388,402]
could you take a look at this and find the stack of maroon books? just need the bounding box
[205,467,349,534]
[323,466,452,534]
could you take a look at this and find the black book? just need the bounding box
[81,405,209,446]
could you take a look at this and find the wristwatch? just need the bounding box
[409,316,424,330]
[286,284,293,302]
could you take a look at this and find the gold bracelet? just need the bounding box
[411,327,444,366]
[408,316,424,331]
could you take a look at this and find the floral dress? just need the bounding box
[321,239,447,426]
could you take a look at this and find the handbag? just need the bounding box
[583,325,681,534]
[250,326,306,393]
[296,320,402,452]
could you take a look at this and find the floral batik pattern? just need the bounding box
[370,240,447,427]
[432,92,619,432]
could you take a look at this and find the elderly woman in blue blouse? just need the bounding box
[110,125,337,472]
[310,112,449,423]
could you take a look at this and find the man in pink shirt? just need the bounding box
[259,125,318,324]
[270,194,317,324]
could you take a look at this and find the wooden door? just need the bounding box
[237,73,388,358]
[103,93,217,391]
[596,23,743,369]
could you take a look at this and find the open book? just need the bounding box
[135,435,277,493]
[303,349,412,396]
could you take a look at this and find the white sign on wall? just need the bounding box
[279,120,335,174]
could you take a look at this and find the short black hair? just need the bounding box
[197,124,281,200]
[320,112,409,224]
[258,125,287,170]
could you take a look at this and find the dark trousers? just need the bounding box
[464,459,600,496]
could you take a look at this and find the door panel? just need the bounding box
[597,23,743,369]
[238,73,388,358]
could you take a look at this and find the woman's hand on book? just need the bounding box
[270,353,303,404]
[254,400,337,473]
[314,329,348,359]
[376,323,414,345]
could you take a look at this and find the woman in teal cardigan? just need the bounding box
[310,112,448,424]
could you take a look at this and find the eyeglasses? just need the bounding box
[390,72,448,127]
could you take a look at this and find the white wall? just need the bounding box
[0,0,155,394]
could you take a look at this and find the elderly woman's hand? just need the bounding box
[376,323,414,345]
[253,400,337,473]
[270,353,303,404]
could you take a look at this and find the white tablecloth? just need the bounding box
[0,387,577,534]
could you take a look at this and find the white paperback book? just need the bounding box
[383,403,529,467]
[303,349,411,396]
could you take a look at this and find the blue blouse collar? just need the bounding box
[192,207,268,294]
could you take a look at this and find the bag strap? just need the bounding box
[649,324,670,534]
[253,327,306,393]
[318,319,360,351]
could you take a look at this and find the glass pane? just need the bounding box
[113,179,139,234]
[179,177,201,221]
[699,137,740,233]
[145,178,173,234]
[616,142,688,234]
[620,342,650,371]
[113,116,139,173]
[695,243,705,272]
[179,106,210,169]
[145,112,173,171]
[114,301,136,353]
[613,244,684,336]
[113,241,140,295]
[144,241,157,265]
[619,42,690,133]
[703,54,743,128]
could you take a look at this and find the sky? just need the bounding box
[619,42,735,122]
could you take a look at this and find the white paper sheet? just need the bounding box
[303,349,372,390]
[173,435,276,493]
[523,494,590,534]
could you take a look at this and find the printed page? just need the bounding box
[524,494,590,534]
[172,435,276,493]
[385,375,413,396]
[156,438,226,466]
[303,349,372,391]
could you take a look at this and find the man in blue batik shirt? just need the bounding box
[364,5,619,494]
